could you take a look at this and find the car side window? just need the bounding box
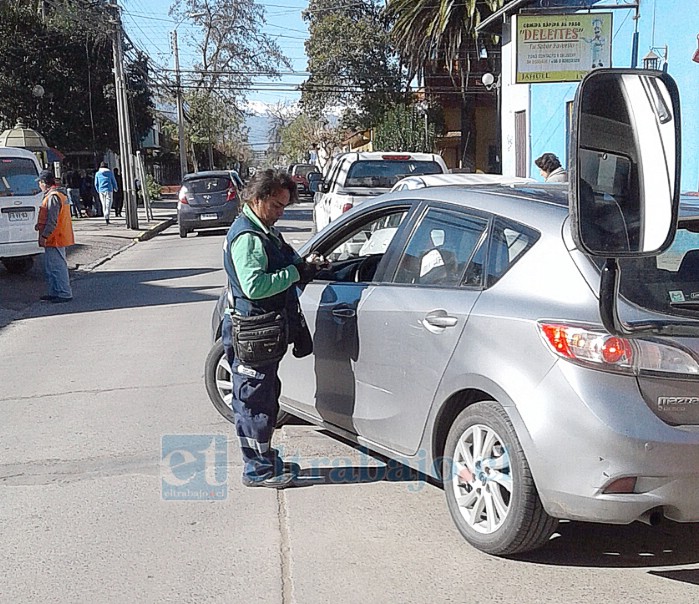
[393,208,488,286]
[486,218,540,287]
[327,158,346,190]
[314,208,410,282]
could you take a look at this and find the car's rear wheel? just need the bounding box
[204,338,290,427]
[2,256,34,274]
[179,224,188,238]
[443,401,558,555]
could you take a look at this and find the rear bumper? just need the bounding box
[0,240,42,259]
[518,362,699,524]
[178,204,238,230]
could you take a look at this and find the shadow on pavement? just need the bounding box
[294,459,421,487]
[513,518,699,569]
[26,267,221,318]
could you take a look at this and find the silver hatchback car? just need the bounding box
[206,70,699,555]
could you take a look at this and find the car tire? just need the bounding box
[204,338,290,428]
[443,401,558,556]
[179,224,188,238]
[2,256,34,274]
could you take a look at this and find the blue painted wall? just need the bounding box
[529,2,698,192]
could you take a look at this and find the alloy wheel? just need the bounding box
[215,354,233,411]
[450,423,512,535]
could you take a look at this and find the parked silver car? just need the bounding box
[206,70,699,554]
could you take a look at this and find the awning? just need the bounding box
[46,148,65,163]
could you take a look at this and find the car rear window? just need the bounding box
[0,158,40,197]
[293,165,316,178]
[187,177,231,194]
[610,221,699,317]
[345,160,443,188]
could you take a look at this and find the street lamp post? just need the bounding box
[482,72,501,173]
[170,12,206,180]
[642,45,668,71]
[416,100,429,152]
[171,30,187,180]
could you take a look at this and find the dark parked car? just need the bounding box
[177,171,240,238]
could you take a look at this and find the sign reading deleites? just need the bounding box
[516,13,613,83]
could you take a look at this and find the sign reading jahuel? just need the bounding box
[516,13,613,83]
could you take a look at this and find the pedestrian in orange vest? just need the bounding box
[35,170,75,303]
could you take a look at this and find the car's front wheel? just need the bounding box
[204,339,290,427]
[443,401,558,555]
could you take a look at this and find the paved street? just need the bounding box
[0,198,177,330]
[1,203,699,602]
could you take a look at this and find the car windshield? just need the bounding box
[187,177,230,194]
[0,157,40,197]
[345,160,443,188]
[606,218,699,317]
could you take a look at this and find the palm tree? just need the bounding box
[385,0,504,170]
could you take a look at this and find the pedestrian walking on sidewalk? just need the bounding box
[94,162,118,224]
[35,170,74,303]
[112,167,124,217]
[222,169,320,489]
[63,167,84,218]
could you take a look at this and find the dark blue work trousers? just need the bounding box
[223,313,284,480]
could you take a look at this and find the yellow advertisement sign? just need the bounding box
[516,13,613,83]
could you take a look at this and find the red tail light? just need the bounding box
[382,154,411,160]
[341,202,353,213]
[178,186,189,204]
[226,187,237,202]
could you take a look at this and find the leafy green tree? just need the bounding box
[302,0,406,130]
[385,0,503,169]
[171,0,290,168]
[278,113,344,170]
[374,104,438,153]
[0,1,154,155]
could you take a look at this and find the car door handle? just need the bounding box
[423,310,458,329]
[332,308,356,318]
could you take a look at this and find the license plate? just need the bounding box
[200,213,218,221]
[8,211,31,222]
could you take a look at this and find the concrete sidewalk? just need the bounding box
[0,196,177,331]
[67,196,177,271]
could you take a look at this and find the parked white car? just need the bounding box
[312,151,448,232]
[0,147,43,273]
[391,172,536,192]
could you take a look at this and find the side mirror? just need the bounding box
[320,182,331,194]
[571,69,681,257]
[570,69,691,337]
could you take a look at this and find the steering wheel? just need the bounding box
[354,255,382,282]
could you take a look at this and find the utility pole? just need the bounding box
[171,30,188,180]
[109,1,138,229]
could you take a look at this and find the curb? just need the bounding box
[76,217,175,273]
[135,217,177,242]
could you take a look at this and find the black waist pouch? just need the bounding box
[232,311,288,366]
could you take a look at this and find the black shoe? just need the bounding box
[241,471,297,489]
[50,297,73,304]
[105,218,110,224]
[40,295,58,301]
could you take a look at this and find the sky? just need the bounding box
[120,0,310,110]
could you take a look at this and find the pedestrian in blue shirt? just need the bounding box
[94,162,118,224]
